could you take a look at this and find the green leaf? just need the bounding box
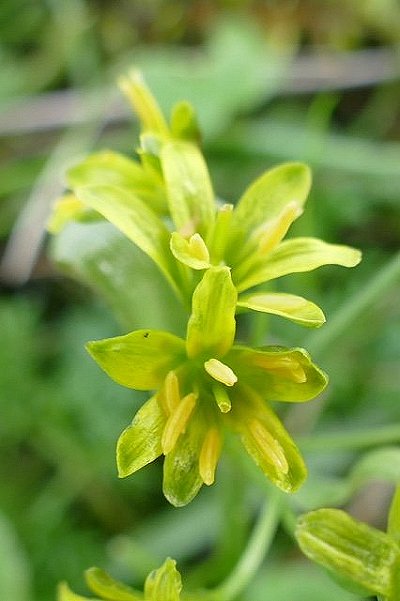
[50,221,184,333]
[57,582,96,601]
[237,237,361,292]
[232,385,306,493]
[186,267,237,359]
[67,151,167,213]
[117,396,166,478]
[86,330,186,390]
[76,185,181,295]
[85,568,142,600]
[163,416,204,507]
[160,140,215,236]
[388,485,400,544]
[144,558,182,601]
[230,163,311,248]
[237,292,326,327]
[228,346,328,402]
[170,101,200,142]
[296,509,400,598]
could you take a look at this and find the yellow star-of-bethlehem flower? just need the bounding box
[87,267,327,507]
[58,557,202,601]
[49,72,361,327]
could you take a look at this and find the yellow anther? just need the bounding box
[257,202,303,255]
[199,428,222,486]
[161,392,197,455]
[252,355,307,383]
[204,358,238,387]
[164,371,181,414]
[248,419,289,474]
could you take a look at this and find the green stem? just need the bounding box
[213,490,282,601]
[300,424,400,452]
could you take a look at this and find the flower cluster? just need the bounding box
[49,71,361,506]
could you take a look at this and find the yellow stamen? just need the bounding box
[204,358,238,387]
[161,392,197,455]
[189,233,210,263]
[248,419,289,474]
[257,202,303,255]
[252,355,307,383]
[164,370,181,414]
[199,428,222,485]
[212,383,232,413]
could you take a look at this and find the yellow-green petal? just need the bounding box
[86,330,186,390]
[67,151,167,213]
[170,101,200,142]
[232,386,306,493]
[85,568,142,601]
[119,70,169,136]
[170,232,211,270]
[47,194,92,234]
[57,582,97,601]
[237,292,326,328]
[76,185,180,294]
[117,396,166,478]
[228,162,311,258]
[163,417,204,507]
[227,345,328,402]
[144,558,182,601]
[296,509,400,598]
[186,266,237,359]
[237,237,362,292]
[160,140,215,237]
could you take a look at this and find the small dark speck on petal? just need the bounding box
[144,332,149,338]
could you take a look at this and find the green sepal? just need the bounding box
[228,163,311,256]
[237,292,326,328]
[186,267,237,359]
[76,185,181,295]
[388,485,400,544]
[170,101,201,143]
[232,385,307,493]
[67,151,167,214]
[144,558,182,601]
[86,330,186,390]
[296,509,400,598]
[57,582,98,601]
[117,396,166,477]
[85,568,142,600]
[160,140,215,237]
[237,237,362,292]
[163,416,204,507]
[228,345,328,402]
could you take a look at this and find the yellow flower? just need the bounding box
[87,267,327,507]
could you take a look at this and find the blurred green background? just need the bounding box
[1,2,400,600]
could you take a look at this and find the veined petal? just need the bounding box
[144,558,182,601]
[163,415,204,507]
[57,582,98,601]
[186,267,237,358]
[231,386,306,492]
[160,140,215,236]
[228,163,311,261]
[296,509,400,598]
[86,330,186,390]
[237,292,326,328]
[76,185,181,295]
[85,568,142,601]
[170,232,211,270]
[237,237,362,292]
[228,345,328,402]
[117,396,166,477]
[118,70,169,136]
